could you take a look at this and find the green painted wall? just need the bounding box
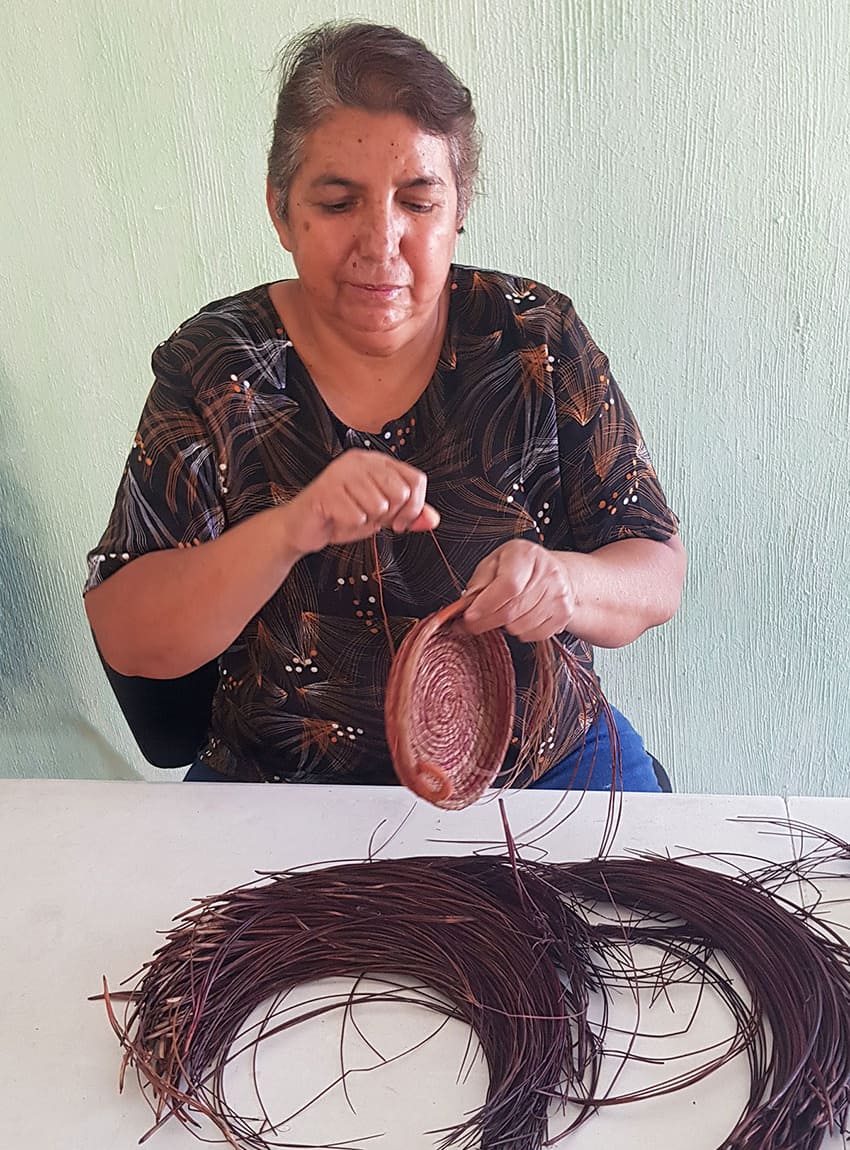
[1,1,848,794]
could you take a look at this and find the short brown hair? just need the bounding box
[268,22,480,223]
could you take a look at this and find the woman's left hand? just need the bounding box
[460,540,576,643]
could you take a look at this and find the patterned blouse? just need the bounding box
[86,265,678,783]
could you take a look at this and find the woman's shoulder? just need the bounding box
[151,284,282,390]
[452,265,609,402]
[451,264,576,332]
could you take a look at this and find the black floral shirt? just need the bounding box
[86,266,678,782]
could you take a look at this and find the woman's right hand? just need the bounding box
[280,449,440,558]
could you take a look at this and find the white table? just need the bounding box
[0,780,847,1149]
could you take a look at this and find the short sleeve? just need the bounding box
[84,342,224,592]
[553,301,678,552]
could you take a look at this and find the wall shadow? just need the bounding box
[0,359,136,778]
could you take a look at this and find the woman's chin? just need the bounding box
[337,305,414,351]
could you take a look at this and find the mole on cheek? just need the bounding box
[303,221,311,232]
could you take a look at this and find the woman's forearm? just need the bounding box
[86,449,442,679]
[85,506,303,679]
[556,535,686,648]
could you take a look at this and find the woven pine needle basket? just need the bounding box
[385,596,516,809]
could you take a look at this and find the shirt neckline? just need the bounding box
[252,269,462,437]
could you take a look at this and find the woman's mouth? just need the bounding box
[348,283,405,299]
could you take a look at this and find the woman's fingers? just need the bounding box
[461,541,575,641]
[389,461,429,531]
[513,617,560,643]
[506,605,561,643]
[344,473,400,523]
[465,577,544,632]
[294,450,437,551]
[347,462,433,534]
[463,547,541,633]
[407,504,441,532]
[463,553,498,598]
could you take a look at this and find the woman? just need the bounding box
[84,22,685,794]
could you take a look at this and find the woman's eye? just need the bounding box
[317,200,437,215]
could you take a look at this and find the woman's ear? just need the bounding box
[266,178,293,251]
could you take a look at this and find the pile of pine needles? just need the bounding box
[100,815,850,1150]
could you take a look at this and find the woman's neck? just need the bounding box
[269,280,449,433]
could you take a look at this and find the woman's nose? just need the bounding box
[355,203,401,262]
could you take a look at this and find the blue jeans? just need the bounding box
[184,707,661,792]
[528,706,661,792]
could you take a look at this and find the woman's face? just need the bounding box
[268,107,461,356]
